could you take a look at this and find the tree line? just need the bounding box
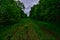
[0,0,27,26]
[30,0,60,24]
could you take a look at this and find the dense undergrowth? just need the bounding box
[0,18,58,40]
[0,0,60,40]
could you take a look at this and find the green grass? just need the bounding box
[32,19,60,35]
[0,18,59,40]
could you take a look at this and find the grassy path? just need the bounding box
[31,19,60,40]
[0,18,59,40]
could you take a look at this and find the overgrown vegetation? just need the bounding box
[0,0,60,40]
[30,0,60,24]
[0,0,27,26]
[30,0,60,37]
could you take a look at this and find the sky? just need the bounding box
[19,0,39,16]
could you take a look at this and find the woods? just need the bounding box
[30,0,60,24]
[0,0,60,40]
[0,0,27,26]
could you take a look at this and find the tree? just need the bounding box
[0,0,27,26]
[30,0,60,24]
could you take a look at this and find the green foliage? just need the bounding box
[30,0,60,24]
[0,0,27,26]
[29,0,60,37]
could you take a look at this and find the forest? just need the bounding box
[0,0,60,40]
